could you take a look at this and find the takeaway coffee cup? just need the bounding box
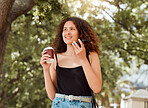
[43,47,54,63]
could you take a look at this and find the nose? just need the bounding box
[66,29,71,35]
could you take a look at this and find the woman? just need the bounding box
[40,17,102,108]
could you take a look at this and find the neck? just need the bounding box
[65,44,76,56]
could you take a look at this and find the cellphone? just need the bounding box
[71,40,90,47]
[78,40,90,44]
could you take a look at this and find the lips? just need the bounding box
[65,36,72,39]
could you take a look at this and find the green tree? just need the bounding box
[66,0,148,107]
[1,0,148,107]
[0,0,35,74]
[0,0,69,107]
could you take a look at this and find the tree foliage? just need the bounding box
[0,0,69,107]
[65,0,148,107]
[0,0,148,107]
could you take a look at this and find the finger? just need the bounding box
[72,42,77,50]
[42,51,47,55]
[78,39,84,48]
[73,41,80,49]
[42,54,51,58]
[41,57,46,62]
[40,60,46,64]
[72,44,80,55]
[41,55,51,60]
[42,57,51,61]
[41,57,51,63]
[40,58,47,64]
[72,42,79,51]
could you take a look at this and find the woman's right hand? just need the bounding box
[40,51,52,70]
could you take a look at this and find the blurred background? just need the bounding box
[0,0,148,108]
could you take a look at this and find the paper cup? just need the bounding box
[43,47,54,63]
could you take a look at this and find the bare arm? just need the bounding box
[72,39,102,93]
[40,52,57,100]
[81,52,102,93]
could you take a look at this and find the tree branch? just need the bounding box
[127,48,148,53]
[7,88,19,101]
[105,44,148,64]
[8,70,20,84]
[8,0,35,23]
[102,0,124,9]
[103,10,136,36]
[0,25,10,75]
[8,64,41,85]
[25,64,41,73]
[119,46,148,63]
[0,0,15,34]
[0,90,6,107]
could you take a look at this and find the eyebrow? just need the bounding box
[63,26,75,28]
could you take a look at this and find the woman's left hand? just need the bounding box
[72,39,87,63]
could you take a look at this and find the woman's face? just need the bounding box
[62,21,79,45]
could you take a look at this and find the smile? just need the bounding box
[65,36,72,39]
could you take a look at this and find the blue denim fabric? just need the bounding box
[51,94,92,108]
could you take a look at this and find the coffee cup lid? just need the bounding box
[43,47,53,51]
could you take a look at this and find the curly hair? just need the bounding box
[51,17,102,55]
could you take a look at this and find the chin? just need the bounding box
[66,42,73,45]
[64,40,73,45]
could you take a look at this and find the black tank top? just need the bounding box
[55,54,91,96]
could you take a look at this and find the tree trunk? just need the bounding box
[0,0,35,107]
[0,25,10,77]
[0,0,15,75]
[105,92,111,108]
[0,0,35,74]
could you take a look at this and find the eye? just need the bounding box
[63,28,67,31]
[71,27,75,30]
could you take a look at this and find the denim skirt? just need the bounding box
[51,93,92,108]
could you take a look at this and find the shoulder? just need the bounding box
[51,53,62,70]
[89,51,98,56]
[88,52,99,64]
[89,51,99,59]
[53,53,64,65]
[55,52,65,59]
